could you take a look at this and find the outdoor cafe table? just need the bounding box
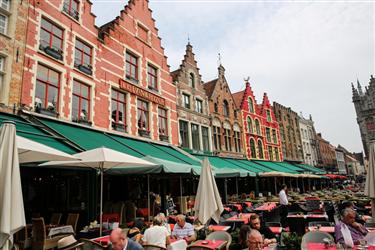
[93,235,110,245]
[168,238,188,250]
[48,225,74,237]
[269,227,282,234]
[287,214,328,220]
[225,213,254,224]
[190,240,227,250]
[367,227,375,233]
[306,243,375,250]
[254,202,277,212]
[308,226,335,233]
[208,225,231,232]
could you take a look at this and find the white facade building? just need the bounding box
[299,114,319,166]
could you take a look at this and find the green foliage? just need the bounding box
[282,232,302,249]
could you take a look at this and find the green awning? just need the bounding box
[224,159,268,173]
[294,163,326,174]
[0,112,78,154]
[252,160,296,173]
[193,155,256,177]
[273,162,306,173]
[152,144,200,165]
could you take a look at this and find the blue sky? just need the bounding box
[91,0,375,153]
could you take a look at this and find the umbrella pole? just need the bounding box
[289,178,292,191]
[372,198,375,223]
[274,177,277,195]
[100,166,103,237]
[180,176,183,209]
[236,177,238,198]
[147,174,150,222]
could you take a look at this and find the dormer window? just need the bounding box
[189,73,195,88]
[266,110,272,122]
[248,97,254,113]
[63,0,79,20]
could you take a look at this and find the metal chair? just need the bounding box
[205,231,232,250]
[49,213,62,225]
[80,238,106,250]
[301,231,334,250]
[31,218,66,250]
[143,244,167,250]
[66,213,79,233]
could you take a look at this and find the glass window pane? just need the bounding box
[35,81,46,106]
[81,84,89,98]
[52,37,61,50]
[41,18,52,31]
[49,70,59,86]
[47,86,58,107]
[72,95,79,119]
[73,81,80,94]
[37,65,48,82]
[53,26,63,38]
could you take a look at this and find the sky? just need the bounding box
[91,0,375,153]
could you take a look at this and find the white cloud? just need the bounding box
[91,0,374,152]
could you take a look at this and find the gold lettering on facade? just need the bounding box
[119,79,165,106]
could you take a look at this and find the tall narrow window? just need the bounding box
[72,80,90,121]
[223,100,229,117]
[63,0,79,20]
[266,110,272,122]
[183,93,190,109]
[189,73,195,88]
[34,64,60,113]
[250,138,256,158]
[75,39,92,74]
[266,128,271,142]
[158,108,168,136]
[126,51,138,81]
[214,103,218,113]
[148,64,158,90]
[179,120,189,148]
[268,146,273,161]
[0,13,7,34]
[195,99,203,113]
[258,140,264,159]
[272,129,277,143]
[111,89,126,131]
[213,126,221,151]
[275,147,280,161]
[191,124,200,150]
[248,97,254,113]
[0,0,10,10]
[137,99,149,131]
[40,18,64,55]
[224,128,231,151]
[234,131,241,153]
[0,56,4,93]
[255,119,261,135]
[247,117,253,133]
[202,127,210,152]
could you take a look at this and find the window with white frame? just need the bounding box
[191,123,200,151]
[195,99,203,113]
[202,126,210,152]
[183,93,190,109]
[63,0,79,20]
[0,13,7,34]
[0,0,10,11]
[0,56,4,92]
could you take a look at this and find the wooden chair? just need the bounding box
[31,218,66,250]
[14,226,31,249]
[205,231,232,250]
[187,245,214,250]
[66,213,79,233]
[142,244,167,250]
[49,213,62,225]
[80,238,106,250]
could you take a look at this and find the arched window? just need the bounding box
[255,119,261,135]
[189,73,195,88]
[248,97,254,113]
[258,140,264,159]
[214,103,218,113]
[250,138,256,158]
[247,117,253,133]
[223,100,229,117]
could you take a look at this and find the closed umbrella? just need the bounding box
[0,122,26,249]
[40,147,156,235]
[365,141,375,222]
[194,157,223,225]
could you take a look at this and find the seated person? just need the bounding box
[128,227,142,243]
[238,225,251,249]
[246,229,263,250]
[249,214,277,246]
[340,201,365,223]
[110,228,143,250]
[143,216,170,248]
[335,208,368,247]
[171,214,196,243]
[157,212,172,235]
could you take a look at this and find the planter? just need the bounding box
[112,123,126,132]
[77,64,93,75]
[73,118,92,126]
[35,107,58,117]
[138,129,150,138]
[44,46,63,61]
[159,134,169,142]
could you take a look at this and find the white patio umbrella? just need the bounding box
[365,141,375,222]
[17,135,77,163]
[0,122,26,249]
[40,147,156,235]
[194,157,223,225]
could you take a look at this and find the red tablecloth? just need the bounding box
[192,240,225,249]
[244,202,252,208]
[223,207,232,212]
[306,214,327,219]
[368,228,375,232]
[93,235,110,244]
[208,225,230,231]
[365,205,371,210]
[169,223,175,231]
[254,202,277,212]
[308,226,335,233]
[307,243,375,250]
[269,227,282,234]
[226,213,253,224]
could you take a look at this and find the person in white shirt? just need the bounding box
[143,216,170,248]
[279,184,288,228]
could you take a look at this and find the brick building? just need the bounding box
[172,43,212,153]
[0,0,28,109]
[232,80,282,161]
[316,133,337,171]
[204,65,243,157]
[273,102,303,162]
[19,0,178,144]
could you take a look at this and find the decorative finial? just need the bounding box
[187,33,190,45]
[244,77,250,83]
[218,53,222,66]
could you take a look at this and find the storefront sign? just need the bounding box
[119,79,165,106]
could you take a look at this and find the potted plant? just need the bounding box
[281,232,302,249]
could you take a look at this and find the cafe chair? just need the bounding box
[205,231,232,250]
[14,226,31,249]
[308,221,332,227]
[143,244,167,250]
[80,238,106,250]
[31,218,66,250]
[50,213,62,225]
[66,213,79,233]
[300,231,334,250]
[187,246,213,250]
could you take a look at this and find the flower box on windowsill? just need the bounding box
[138,129,150,138]
[40,45,63,61]
[73,118,92,126]
[77,64,93,75]
[112,122,126,132]
[159,134,169,142]
[35,106,58,118]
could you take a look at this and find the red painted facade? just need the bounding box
[233,81,283,161]
[21,0,178,145]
